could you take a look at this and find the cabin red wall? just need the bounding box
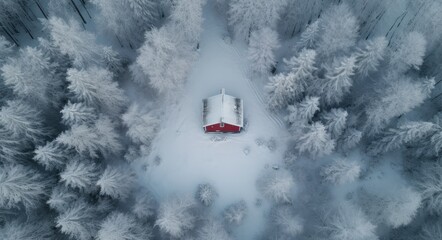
[204,123,241,133]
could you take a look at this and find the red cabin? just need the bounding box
[202,89,243,133]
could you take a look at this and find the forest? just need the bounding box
[1,0,442,239]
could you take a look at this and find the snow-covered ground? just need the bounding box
[135,3,289,239]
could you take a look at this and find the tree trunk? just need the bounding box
[1,26,19,46]
[34,0,48,19]
[70,0,87,24]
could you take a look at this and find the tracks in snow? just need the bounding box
[224,41,286,129]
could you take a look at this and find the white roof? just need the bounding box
[202,89,243,127]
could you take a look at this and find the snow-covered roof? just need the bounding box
[202,89,243,127]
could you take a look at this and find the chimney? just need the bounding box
[220,88,225,95]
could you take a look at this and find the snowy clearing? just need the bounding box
[135,3,288,239]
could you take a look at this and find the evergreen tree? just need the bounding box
[286,96,320,125]
[295,122,335,157]
[196,183,218,207]
[228,0,288,41]
[47,185,79,213]
[132,190,157,220]
[368,121,439,156]
[364,75,435,135]
[416,162,442,215]
[1,46,61,107]
[319,205,377,240]
[271,205,303,238]
[61,101,97,126]
[56,199,111,240]
[321,108,348,139]
[169,0,205,45]
[122,103,160,146]
[295,20,320,50]
[0,100,49,144]
[258,170,295,203]
[33,141,67,171]
[45,17,102,68]
[248,27,280,74]
[66,67,127,116]
[223,200,248,225]
[136,27,193,94]
[266,49,317,108]
[91,0,158,47]
[321,159,361,184]
[316,56,357,106]
[357,187,421,228]
[389,31,426,73]
[0,219,54,240]
[97,165,135,200]
[339,128,362,151]
[317,4,359,57]
[354,37,388,77]
[0,164,53,211]
[60,159,101,193]
[155,196,196,238]
[97,212,152,240]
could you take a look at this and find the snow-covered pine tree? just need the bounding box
[0,219,54,240]
[66,67,127,116]
[272,205,303,237]
[321,159,361,184]
[97,212,152,240]
[56,116,123,158]
[316,56,357,106]
[61,101,97,126]
[317,3,359,57]
[169,0,205,45]
[155,196,196,238]
[94,116,124,156]
[286,96,320,125]
[96,165,135,200]
[416,162,442,215]
[196,183,218,206]
[0,100,49,144]
[100,46,123,74]
[1,46,61,107]
[367,121,439,156]
[364,75,435,136]
[228,0,288,41]
[321,108,348,139]
[357,187,421,228]
[354,37,388,77]
[196,219,232,240]
[122,103,160,146]
[47,185,80,213]
[266,49,317,109]
[136,27,193,94]
[258,170,295,203]
[45,17,102,68]
[60,159,101,193]
[319,205,377,240]
[0,164,53,211]
[132,190,157,220]
[91,0,158,47]
[33,141,67,171]
[339,128,362,151]
[295,20,320,50]
[223,200,248,225]
[248,27,280,74]
[283,48,317,83]
[389,31,426,73]
[56,199,111,240]
[295,122,335,157]
[420,220,442,240]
